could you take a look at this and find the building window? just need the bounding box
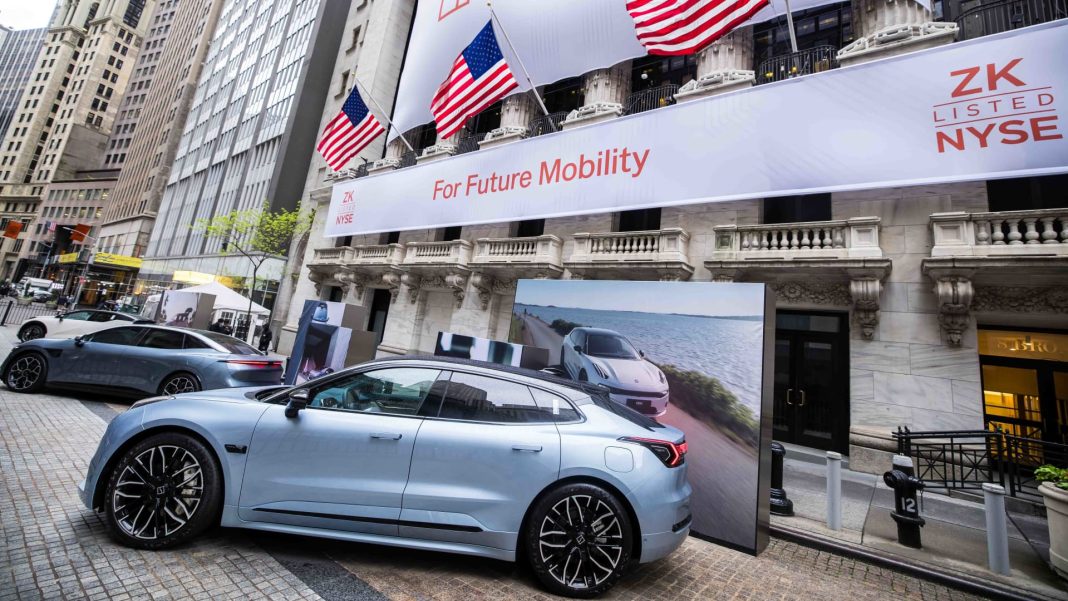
[987,175,1068,211]
[615,208,661,232]
[762,193,832,224]
[378,231,400,244]
[512,219,545,237]
[438,226,463,241]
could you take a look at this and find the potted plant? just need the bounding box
[16,295,31,306]
[1037,465,1068,579]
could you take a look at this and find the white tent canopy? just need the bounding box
[178,281,270,316]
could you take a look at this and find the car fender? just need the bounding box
[139,399,272,508]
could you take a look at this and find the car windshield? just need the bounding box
[195,331,262,355]
[586,334,641,360]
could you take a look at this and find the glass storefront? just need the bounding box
[979,328,1068,445]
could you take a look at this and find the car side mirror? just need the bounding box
[74,336,85,347]
[57,315,64,321]
[639,349,646,358]
[285,389,310,418]
[573,344,582,352]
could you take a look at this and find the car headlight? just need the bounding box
[658,369,666,384]
[130,396,170,410]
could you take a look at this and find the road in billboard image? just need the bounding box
[510,279,768,551]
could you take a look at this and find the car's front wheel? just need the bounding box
[525,482,634,598]
[5,352,48,392]
[104,432,221,550]
[18,322,45,341]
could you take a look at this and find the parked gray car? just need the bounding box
[2,324,282,397]
[77,356,692,597]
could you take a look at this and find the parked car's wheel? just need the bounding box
[525,482,634,598]
[159,372,201,396]
[17,322,45,341]
[104,431,221,550]
[4,352,48,393]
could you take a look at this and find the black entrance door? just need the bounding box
[773,312,849,453]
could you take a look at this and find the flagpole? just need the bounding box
[781,0,799,53]
[487,2,556,132]
[353,78,415,153]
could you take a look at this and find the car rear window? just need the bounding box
[195,331,261,355]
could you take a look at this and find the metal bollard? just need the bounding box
[826,451,842,530]
[983,483,1011,575]
[770,442,794,516]
[884,454,925,548]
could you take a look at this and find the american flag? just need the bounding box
[627,0,769,56]
[317,85,385,171]
[431,21,518,140]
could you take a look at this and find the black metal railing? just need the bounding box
[0,299,63,327]
[956,0,1067,40]
[756,45,839,85]
[455,132,487,155]
[527,111,569,138]
[895,427,1068,502]
[624,84,679,115]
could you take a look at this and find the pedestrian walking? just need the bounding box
[258,325,273,353]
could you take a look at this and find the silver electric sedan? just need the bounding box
[78,356,692,598]
[2,324,282,397]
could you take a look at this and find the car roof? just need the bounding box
[353,355,610,404]
[574,327,625,336]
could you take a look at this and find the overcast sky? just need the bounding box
[0,0,55,30]
[514,280,765,317]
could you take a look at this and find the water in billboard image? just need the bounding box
[434,331,550,370]
[510,279,772,553]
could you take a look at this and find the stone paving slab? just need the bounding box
[0,388,323,601]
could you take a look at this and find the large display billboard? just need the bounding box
[510,279,774,554]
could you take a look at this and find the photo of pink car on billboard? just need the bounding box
[510,279,775,554]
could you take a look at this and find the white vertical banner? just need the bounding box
[332,21,1068,238]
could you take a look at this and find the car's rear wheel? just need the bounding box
[5,352,47,393]
[159,372,200,396]
[104,432,221,550]
[525,483,634,598]
[18,323,45,341]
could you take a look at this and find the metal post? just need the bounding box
[0,299,11,326]
[770,442,794,516]
[781,0,800,53]
[982,483,1011,575]
[826,451,842,530]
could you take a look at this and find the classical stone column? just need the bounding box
[563,61,631,129]
[837,0,957,67]
[480,93,538,150]
[675,27,755,102]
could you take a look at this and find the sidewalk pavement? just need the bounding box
[776,442,1067,601]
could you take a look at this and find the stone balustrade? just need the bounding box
[566,228,693,280]
[930,210,1068,257]
[470,235,564,281]
[403,239,473,266]
[712,217,883,260]
[351,243,406,267]
[308,246,354,266]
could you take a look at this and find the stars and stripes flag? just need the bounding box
[431,21,519,140]
[317,85,386,171]
[627,0,770,56]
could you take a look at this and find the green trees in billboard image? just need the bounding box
[658,364,759,447]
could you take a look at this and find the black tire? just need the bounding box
[4,351,48,393]
[18,322,45,341]
[525,483,634,598]
[103,431,221,550]
[158,372,201,396]
[578,369,588,382]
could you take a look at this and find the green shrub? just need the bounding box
[659,363,758,447]
[1036,465,1068,490]
[550,318,583,337]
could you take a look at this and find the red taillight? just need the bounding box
[619,436,687,468]
[221,360,282,368]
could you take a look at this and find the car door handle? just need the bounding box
[370,432,403,440]
[512,444,543,453]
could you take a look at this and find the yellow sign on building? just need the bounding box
[93,252,143,269]
[57,252,79,264]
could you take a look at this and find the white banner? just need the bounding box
[390,0,846,140]
[329,21,1068,238]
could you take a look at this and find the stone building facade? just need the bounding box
[283,0,1068,471]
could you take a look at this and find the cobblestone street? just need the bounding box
[0,378,989,601]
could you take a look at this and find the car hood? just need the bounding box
[170,385,287,405]
[590,356,665,389]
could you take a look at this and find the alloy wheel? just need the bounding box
[162,375,198,395]
[538,494,625,590]
[7,355,44,390]
[111,445,203,540]
[20,325,44,341]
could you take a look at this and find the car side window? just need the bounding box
[183,335,211,349]
[62,311,92,321]
[139,329,186,350]
[87,312,114,322]
[529,387,581,422]
[572,330,586,350]
[308,368,441,416]
[87,327,144,346]
[437,372,546,423]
